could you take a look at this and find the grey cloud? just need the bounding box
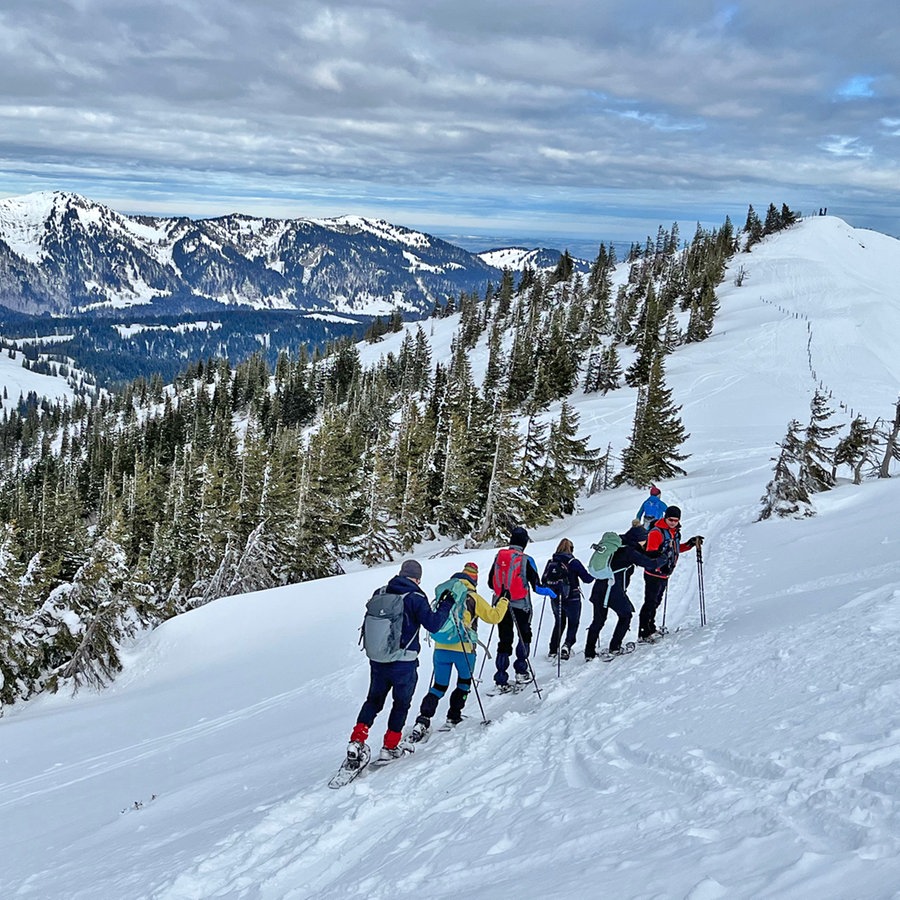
[0,0,898,241]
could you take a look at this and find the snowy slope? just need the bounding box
[2,217,900,900]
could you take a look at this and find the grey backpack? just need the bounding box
[361,588,417,662]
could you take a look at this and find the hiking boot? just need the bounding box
[346,740,370,769]
[515,671,534,685]
[560,645,571,660]
[547,650,558,659]
[378,740,414,762]
[409,721,430,744]
[584,652,597,662]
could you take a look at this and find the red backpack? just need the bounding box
[491,547,529,601]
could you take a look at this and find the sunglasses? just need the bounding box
[665,516,680,523]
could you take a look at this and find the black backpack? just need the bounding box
[541,557,571,601]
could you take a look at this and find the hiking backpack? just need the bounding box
[429,577,477,647]
[648,525,679,576]
[491,547,529,601]
[541,557,571,601]
[361,587,417,663]
[587,531,624,580]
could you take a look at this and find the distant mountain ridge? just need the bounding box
[0,191,573,318]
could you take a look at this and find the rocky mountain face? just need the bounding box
[0,192,504,317]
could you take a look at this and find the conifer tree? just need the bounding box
[833,415,878,484]
[758,420,814,519]
[744,204,764,250]
[803,389,840,492]
[616,355,689,485]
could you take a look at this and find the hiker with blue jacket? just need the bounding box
[584,525,659,659]
[409,562,508,742]
[542,538,594,660]
[636,485,667,530]
[488,526,553,690]
[346,559,453,767]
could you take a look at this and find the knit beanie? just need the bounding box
[622,525,648,545]
[462,562,479,583]
[650,486,661,496]
[510,526,530,549]
[664,505,682,520]
[399,559,422,580]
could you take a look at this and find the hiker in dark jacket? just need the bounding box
[584,525,659,658]
[543,538,594,660]
[347,559,453,764]
[487,526,550,689]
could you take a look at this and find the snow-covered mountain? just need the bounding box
[478,245,588,272]
[1,215,899,899]
[0,191,506,316]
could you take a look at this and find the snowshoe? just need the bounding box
[371,739,415,767]
[327,741,371,789]
[600,642,636,662]
[408,721,430,744]
[559,645,571,661]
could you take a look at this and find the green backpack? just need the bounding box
[587,531,623,580]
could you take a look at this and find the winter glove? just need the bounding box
[631,518,642,527]
[534,585,557,599]
[687,535,705,548]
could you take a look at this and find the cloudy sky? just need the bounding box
[2,0,898,250]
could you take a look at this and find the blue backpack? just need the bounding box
[429,577,477,647]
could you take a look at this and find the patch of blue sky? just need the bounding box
[835,75,876,100]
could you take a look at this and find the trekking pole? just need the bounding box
[661,581,669,634]
[452,618,490,725]
[510,606,543,700]
[477,625,494,682]
[556,597,562,679]
[533,594,547,650]
[697,544,707,627]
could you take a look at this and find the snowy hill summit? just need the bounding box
[2,213,900,898]
[0,190,525,317]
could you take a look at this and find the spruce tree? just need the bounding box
[758,420,814,519]
[833,415,878,484]
[617,355,689,485]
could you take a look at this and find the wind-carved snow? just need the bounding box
[1,216,899,899]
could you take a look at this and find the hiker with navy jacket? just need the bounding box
[639,506,704,641]
[584,525,659,658]
[346,559,453,765]
[542,538,594,660]
[636,485,667,530]
[488,526,551,689]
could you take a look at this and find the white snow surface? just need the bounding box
[2,217,900,899]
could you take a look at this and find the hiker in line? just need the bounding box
[635,485,666,530]
[639,506,704,641]
[584,525,659,659]
[542,538,594,660]
[409,562,507,742]
[488,526,551,690]
[346,559,454,765]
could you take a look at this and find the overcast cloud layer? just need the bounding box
[2,0,898,246]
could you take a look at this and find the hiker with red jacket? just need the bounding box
[639,506,704,641]
[487,526,552,691]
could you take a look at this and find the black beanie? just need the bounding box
[622,525,648,545]
[510,526,530,548]
[664,505,682,520]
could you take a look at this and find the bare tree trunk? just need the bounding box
[878,399,900,478]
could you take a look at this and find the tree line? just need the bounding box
[0,206,798,707]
